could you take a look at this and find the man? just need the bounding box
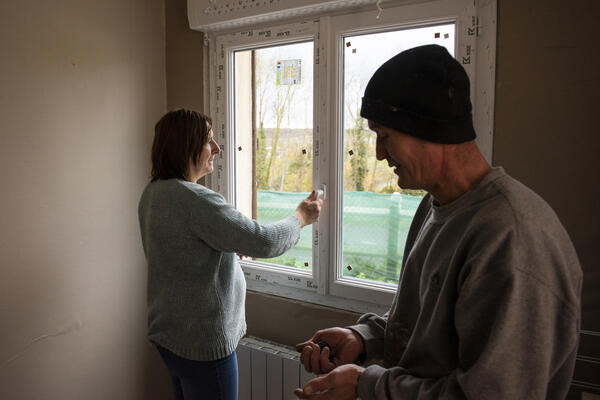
[294,45,582,399]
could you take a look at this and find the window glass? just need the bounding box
[234,41,314,270]
[340,24,455,285]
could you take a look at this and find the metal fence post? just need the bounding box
[386,192,400,282]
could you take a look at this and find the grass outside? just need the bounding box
[255,190,423,284]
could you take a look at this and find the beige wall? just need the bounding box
[166,0,205,111]
[0,1,170,399]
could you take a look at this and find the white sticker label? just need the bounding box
[276,59,302,85]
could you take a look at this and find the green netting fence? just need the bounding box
[256,190,423,284]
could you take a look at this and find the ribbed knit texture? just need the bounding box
[351,167,582,399]
[138,179,301,361]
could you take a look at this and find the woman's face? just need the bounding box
[188,129,220,182]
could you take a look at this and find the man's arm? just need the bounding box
[356,264,580,400]
[347,312,388,364]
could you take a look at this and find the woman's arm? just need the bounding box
[188,189,321,258]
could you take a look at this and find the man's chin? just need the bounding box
[397,178,416,190]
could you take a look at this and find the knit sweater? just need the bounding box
[351,167,582,399]
[138,179,301,361]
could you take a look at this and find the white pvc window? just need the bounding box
[339,24,455,287]
[207,0,495,312]
[234,41,315,272]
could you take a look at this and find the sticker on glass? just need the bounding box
[276,59,302,85]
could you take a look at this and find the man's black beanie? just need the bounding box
[360,44,476,144]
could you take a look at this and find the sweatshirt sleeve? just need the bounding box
[347,312,389,364]
[356,239,581,400]
[187,188,302,258]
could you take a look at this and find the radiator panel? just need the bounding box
[237,336,316,400]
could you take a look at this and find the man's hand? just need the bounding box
[295,327,365,374]
[293,364,365,399]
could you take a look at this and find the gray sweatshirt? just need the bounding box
[352,167,582,399]
[138,179,301,361]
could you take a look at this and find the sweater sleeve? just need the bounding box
[187,188,302,258]
[357,235,581,400]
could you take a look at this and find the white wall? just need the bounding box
[0,1,170,398]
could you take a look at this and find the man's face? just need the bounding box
[369,120,437,190]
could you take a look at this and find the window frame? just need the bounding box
[328,1,481,306]
[205,0,496,313]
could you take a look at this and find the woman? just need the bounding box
[138,109,322,399]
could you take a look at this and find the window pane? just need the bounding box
[341,24,455,285]
[234,41,314,271]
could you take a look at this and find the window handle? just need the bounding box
[317,184,327,200]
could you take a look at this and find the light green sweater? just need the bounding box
[138,179,301,361]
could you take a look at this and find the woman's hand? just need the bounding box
[294,190,323,227]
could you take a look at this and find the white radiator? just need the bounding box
[237,336,317,400]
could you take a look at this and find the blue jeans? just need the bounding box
[156,345,238,400]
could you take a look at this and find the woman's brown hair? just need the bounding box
[150,109,212,182]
